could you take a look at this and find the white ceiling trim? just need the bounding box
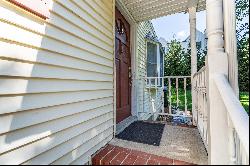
[121,0,206,22]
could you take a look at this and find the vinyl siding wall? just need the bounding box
[0,0,114,164]
[136,21,158,120]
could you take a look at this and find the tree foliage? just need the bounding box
[164,39,190,76]
[238,37,249,91]
[236,0,249,91]
[236,0,249,40]
[164,39,206,77]
[164,39,206,89]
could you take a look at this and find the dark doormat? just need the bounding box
[116,121,165,146]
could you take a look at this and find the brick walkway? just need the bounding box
[92,144,195,165]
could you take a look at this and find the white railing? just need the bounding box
[143,77,164,120]
[145,76,192,118]
[193,66,208,150]
[214,74,249,165]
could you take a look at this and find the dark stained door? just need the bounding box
[115,8,131,124]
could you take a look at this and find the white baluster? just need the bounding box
[184,78,188,115]
[162,78,165,113]
[168,78,172,114]
[176,78,179,108]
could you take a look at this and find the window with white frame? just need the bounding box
[147,42,158,77]
[146,40,164,87]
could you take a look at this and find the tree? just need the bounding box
[236,0,249,92]
[238,37,249,91]
[164,38,207,91]
[236,0,249,40]
[164,39,206,78]
[164,39,189,76]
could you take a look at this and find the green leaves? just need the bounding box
[164,39,190,77]
[164,39,206,77]
[238,37,249,91]
[236,0,249,40]
[236,0,249,92]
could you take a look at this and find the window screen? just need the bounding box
[147,42,158,77]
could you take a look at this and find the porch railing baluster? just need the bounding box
[193,65,208,150]
[168,78,172,114]
[144,76,192,122]
[184,78,187,115]
[176,78,179,108]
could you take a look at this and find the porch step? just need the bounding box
[92,144,195,165]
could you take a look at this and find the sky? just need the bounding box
[151,11,206,42]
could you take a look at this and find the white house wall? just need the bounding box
[0,0,114,164]
[136,21,159,120]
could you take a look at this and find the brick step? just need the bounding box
[92,144,195,165]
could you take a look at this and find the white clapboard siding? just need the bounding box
[71,135,113,165]
[0,0,114,165]
[0,114,113,165]
[52,128,114,165]
[0,90,113,114]
[0,60,113,81]
[0,78,113,95]
[136,21,158,120]
[0,41,113,73]
[0,19,113,58]
[23,123,114,165]
[0,98,113,134]
[0,107,113,159]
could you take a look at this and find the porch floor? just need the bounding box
[110,123,208,165]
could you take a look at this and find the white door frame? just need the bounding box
[113,0,138,135]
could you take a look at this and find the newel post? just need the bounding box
[206,0,230,164]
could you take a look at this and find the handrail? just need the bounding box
[143,76,192,118]
[193,66,207,78]
[143,76,191,79]
[193,66,208,149]
[214,74,249,156]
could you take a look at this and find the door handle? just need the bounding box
[128,67,132,78]
[129,67,132,86]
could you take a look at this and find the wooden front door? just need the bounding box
[115,8,131,124]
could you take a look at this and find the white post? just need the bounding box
[168,78,172,114]
[223,0,239,98]
[157,43,161,79]
[184,78,188,115]
[206,0,230,164]
[189,6,198,126]
[176,78,179,108]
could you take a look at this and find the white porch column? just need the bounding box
[189,6,198,125]
[206,0,230,164]
[223,0,239,98]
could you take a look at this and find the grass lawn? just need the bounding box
[166,89,249,115]
[240,92,249,114]
[165,89,192,112]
